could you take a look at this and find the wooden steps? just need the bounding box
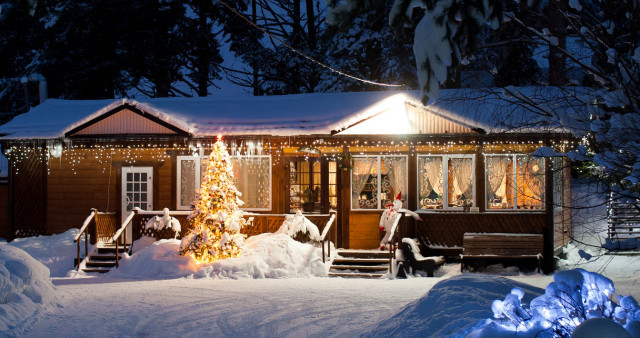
[328,249,389,278]
[608,199,640,240]
[80,243,128,273]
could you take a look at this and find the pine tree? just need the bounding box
[179,136,250,262]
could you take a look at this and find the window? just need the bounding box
[485,154,545,210]
[177,155,271,210]
[352,155,407,210]
[418,155,475,210]
[288,159,337,213]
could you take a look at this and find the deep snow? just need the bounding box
[2,181,640,337]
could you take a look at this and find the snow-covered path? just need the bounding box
[26,277,437,337]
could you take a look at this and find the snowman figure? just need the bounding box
[379,193,420,250]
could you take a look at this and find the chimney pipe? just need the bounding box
[21,74,48,109]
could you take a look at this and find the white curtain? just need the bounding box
[451,158,473,199]
[422,157,443,195]
[486,156,509,198]
[385,157,407,202]
[352,158,376,209]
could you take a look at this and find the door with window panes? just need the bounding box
[287,158,337,213]
[120,167,153,243]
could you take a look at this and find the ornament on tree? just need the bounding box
[179,134,252,262]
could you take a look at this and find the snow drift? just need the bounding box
[7,229,84,277]
[364,274,544,337]
[108,232,328,279]
[0,244,57,336]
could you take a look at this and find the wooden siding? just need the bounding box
[46,148,171,234]
[0,183,7,239]
[72,109,178,136]
[348,212,383,249]
[418,212,546,250]
[10,150,47,237]
[406,102,474,134]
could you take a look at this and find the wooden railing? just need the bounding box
[320,211,337,263]
[386,212,405,272]
[111,210,136,268]
[79,208,337,269]
[74,209,96,270]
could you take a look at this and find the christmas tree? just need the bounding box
[179,135,250,262]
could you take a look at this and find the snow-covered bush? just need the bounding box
[143,208,182,240]
[0,244,57,336]
[275,210,321,245]
[483,269,639,337]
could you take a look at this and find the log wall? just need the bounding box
[46,148,171,235]
[348,212,383,249]
[418,212,547,251]
[10,150,47,238]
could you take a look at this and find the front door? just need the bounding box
[121,167,153,241]
[287,158,337,214]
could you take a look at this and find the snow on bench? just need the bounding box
[460,233,543,273]
[400,238,445,277]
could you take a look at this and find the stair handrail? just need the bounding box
[74,208,97,270]
[386,211,405,273]
[111,209,137,268]
[320,210,337,263]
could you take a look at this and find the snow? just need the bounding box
[6,229,86,278]
[2,181,640,337]
[0,244,57,336]
[0,87,594,140]
[0,91,413,139]
[274,210,321,242]
[107,233,327,280]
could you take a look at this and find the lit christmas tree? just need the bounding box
[179,135,251,262]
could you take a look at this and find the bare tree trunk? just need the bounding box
[305,0,316,49]
[547,0,567,86]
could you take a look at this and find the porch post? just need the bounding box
[543,157,555,274]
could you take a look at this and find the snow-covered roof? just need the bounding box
[0,88,590,140]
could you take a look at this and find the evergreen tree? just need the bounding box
[179,136,250,262]
[320,0,417,92]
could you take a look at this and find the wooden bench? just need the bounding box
[400,238,445,277]
[460,233,543,273]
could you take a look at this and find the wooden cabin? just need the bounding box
[0,88,582,271]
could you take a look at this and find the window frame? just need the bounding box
[484,154,546,211]
[350,154,409,211]
[416,154,476,210]
[176,155,272,211]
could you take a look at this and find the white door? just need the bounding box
[121,167,153,242]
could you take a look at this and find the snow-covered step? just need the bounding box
[330,264,388,271]
[328,249,390,278]
[328,272,386,278]
[332,258,388,264]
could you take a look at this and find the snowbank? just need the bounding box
[7,229,83,277]
[363,274,544,337]
[274,210,321,242]
[467,269,640,337]
[0,244,57,336]
[108,233,327,279]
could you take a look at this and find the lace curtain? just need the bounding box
[385,157,407,204]
[521,157,544,203]
[352,157,376,209]
[486,156,509,199]
[422,157,443,196]
[180,159,196,207]
[450,158,473,199]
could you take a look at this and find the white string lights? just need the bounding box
[2,137,577,176]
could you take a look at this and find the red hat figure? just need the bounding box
[378,191,420,250]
